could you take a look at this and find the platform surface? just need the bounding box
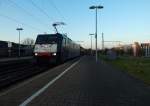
[0,56,150,106]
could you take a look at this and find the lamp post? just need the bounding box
[16,28,23,57]
[89,5,103,62]
[89,34,95,55]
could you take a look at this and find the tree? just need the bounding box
[22,38,34,46]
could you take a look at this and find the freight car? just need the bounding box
[0,41,8,57]
[34,33,80,64]
[0,40,33,58]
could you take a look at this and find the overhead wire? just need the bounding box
[2,0,67,33]
[0,13,43,31]
[29,0,53,21]
[48,0,66,22]
[47,0,67,34]
[8,0,49,28]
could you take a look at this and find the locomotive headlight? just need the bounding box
[52,53,56,56]
[35,53,38,56]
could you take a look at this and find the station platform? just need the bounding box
[0,56,33,63]
[0,56,150,106]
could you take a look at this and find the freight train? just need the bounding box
[34,33,80,64]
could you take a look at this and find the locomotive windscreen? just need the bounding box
[35,35,57,44]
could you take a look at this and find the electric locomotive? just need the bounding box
[34,33,80,64]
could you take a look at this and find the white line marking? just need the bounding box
[0,59,76,97]
[19,59,80,106]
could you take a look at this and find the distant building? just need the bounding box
[122,44,132,55]
[132,42,141,57]
[107,42,150,57]
[141,43,150,57]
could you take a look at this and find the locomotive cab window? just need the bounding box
[35,35,57,44]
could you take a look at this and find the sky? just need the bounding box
[0,0,150,49]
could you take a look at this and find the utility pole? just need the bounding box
[102,32,104,50]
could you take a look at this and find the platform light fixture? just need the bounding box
[89,34,95,55]
[89,5,103,62]
[16,28,23,57]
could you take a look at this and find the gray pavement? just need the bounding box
[0,58,79,106]
[0,56,150,106]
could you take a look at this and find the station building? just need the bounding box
[141,43,150,57]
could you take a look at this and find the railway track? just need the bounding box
[0,61,50,89]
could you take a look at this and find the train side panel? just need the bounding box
[33,33,81,64]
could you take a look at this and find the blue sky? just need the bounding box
[0,0,150,48]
